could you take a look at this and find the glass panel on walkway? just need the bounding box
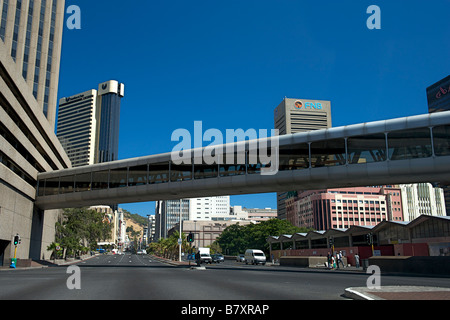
[128,165,148,186]
[433,125,450,156]
[60,175,74,194]
[388,127,432,160]
[75,172,91,192]
[219,152,246,176]
[170,163,192,182]
[194,160,218,179]
[149,163,169,184]
[347,133,387,164]
[92,170,109,190]
[110,168,127,188]
[278,143,309,171]
[310,139,346,167]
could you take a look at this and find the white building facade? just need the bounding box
[400,183,446,221]
[188,196,230,221]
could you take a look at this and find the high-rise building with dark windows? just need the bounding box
[0,0,64,129]
[427,75,450,216]
[57,80,125,167]
[427,75,450,114]
[97,80,125,163]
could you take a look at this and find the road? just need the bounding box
[0,253,449,302]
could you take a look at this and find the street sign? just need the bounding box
[178,238,182,245]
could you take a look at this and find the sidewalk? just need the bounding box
[0,254,99,271]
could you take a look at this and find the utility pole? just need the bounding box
[179,199,182,262]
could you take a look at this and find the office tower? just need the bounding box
[427,75,450,216]
[0,0,65,129]
[57,80,125,167]
[188,196,230,220]
[274,98,332,219]
[155,199,190,240]
[0,0,70,265]
[155,196,231,239]
[427,75,450,114]
[286,186,403,230]
[57,89,98,167]
[400,183,446,221]
[96,80,125,163]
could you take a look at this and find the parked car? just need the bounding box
[211,254,224,263]
[236,254,245,262]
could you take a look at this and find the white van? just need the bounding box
[244,249,266,265]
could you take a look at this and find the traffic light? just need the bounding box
[187,232,194,243]
[366,233,373,245]
[13,235,19,246]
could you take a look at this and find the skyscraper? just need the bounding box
[57,80,125,167]
[0,0,70,264]
[427,75,450,216]
[96,80,125,163]
[427,75,450,114]
[274,98,332,219]
[57,89,98,167]
[0,0,65,128]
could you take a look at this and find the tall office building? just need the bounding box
[0,0,71,265]
[57,80,125,167]
[400,183,446,221]
[274,98,332,219]
[427,75,450,114]
[57,89,98,167]
[96,80,125,163]
[155,196,231,239]
[155,199,190,240]
[188,196,230,220]
[0,0,64,128]
[427,75,450,216]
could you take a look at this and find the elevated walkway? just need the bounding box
[35,111,450,209]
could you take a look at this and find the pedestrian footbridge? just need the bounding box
[35,111,450,210]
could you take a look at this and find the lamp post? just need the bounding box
[179,199,183,262]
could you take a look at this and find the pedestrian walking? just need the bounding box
[355,253,360,268]
[195,250,201,266]
[337,251,345,269]
[327,252,332,269]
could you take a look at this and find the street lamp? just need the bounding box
[179,198,183,262]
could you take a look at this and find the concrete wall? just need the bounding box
[280,256,347,268]
[368,256,450,276]
[0,179,34,262]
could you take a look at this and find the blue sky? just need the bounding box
[57,0,450,216]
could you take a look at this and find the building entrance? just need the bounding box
[0,240,10,267]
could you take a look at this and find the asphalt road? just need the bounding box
[0,253,449,302]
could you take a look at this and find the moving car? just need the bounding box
[211,253,224,263]
[236,254,245,262]
[244,249,266,265]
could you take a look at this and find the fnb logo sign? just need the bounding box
[294,100,323,110]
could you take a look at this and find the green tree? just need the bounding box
[55,208,113,258]
[215,219,311,256]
